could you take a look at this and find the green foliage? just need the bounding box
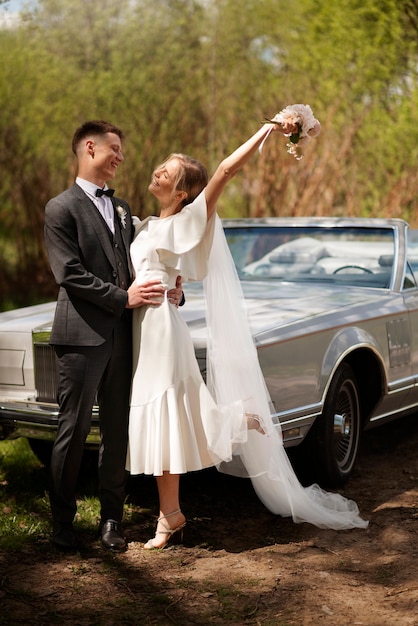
[0,0,418,308]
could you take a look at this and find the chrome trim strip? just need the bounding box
[0,400,99,416]
[274,403,322,421]
[369,403,418,423]
[387,379,415,393]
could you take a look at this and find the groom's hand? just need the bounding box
[126,279,165,308]
[168,275,184,307]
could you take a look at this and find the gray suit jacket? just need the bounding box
[45,183,134,346]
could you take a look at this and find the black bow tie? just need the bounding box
[96,188,115,197]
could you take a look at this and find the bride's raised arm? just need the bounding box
[204,120,296,219]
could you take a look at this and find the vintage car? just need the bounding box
[1,217,418,487]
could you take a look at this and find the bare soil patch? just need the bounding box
[1,415,418,625]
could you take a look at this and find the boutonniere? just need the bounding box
[116,205,127,229]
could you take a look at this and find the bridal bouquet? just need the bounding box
[265,104,321,160]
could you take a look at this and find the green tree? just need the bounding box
[0,0,417,309]
[254,0,418,218]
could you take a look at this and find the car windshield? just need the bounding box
[224,226,395,288]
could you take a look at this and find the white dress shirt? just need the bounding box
[76,176,115,234]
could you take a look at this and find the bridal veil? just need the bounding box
[203,215,368,530]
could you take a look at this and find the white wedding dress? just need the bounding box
[126,191,368,530]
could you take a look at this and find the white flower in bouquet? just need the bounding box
[264,104,321,160]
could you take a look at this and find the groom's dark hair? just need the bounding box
[71,120,124,155]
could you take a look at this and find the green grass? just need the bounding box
[0,438,109,549]
[0,437,42,477]
[0,438,51,549]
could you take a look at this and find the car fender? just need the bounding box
[320,326,387,401]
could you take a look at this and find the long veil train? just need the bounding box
[203,216,368,530]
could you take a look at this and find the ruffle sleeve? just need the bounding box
[150,190,216,281]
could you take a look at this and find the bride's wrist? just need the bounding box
[264,122,277,131]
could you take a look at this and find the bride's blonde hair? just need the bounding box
[161,153,208,207]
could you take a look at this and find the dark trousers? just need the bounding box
[49,316,132,525]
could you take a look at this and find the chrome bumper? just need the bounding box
[0,400,100,446]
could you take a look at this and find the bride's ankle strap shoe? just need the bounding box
[144,509,186,550]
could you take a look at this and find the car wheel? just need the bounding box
[306,363,361,488]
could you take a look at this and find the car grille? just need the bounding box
[31,332,207,403]
[33,341,58,403]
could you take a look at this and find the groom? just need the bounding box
[45,120,181,551]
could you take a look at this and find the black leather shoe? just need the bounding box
[52,522,78,550]
[100,519,126,552]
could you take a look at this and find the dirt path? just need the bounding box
[1,415,418,625]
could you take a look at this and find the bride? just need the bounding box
[126,108,368,549]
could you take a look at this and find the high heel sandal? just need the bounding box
[143,509,186,550]
[246,413,265,434]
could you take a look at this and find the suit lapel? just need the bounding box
[73,185,116,268]
[111,198,134,280]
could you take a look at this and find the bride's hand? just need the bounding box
[271,120,299,135]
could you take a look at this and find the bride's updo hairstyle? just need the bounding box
[166,153,208,208]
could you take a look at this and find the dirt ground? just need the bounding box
[1,414,418,626]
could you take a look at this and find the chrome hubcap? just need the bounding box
[334,413,351,437]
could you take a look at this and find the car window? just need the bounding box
[224,226,395,289]
[403,262,417,289]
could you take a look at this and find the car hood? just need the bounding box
[181,280,388,346]
[0,282,387,346]
[0,302,56,333]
